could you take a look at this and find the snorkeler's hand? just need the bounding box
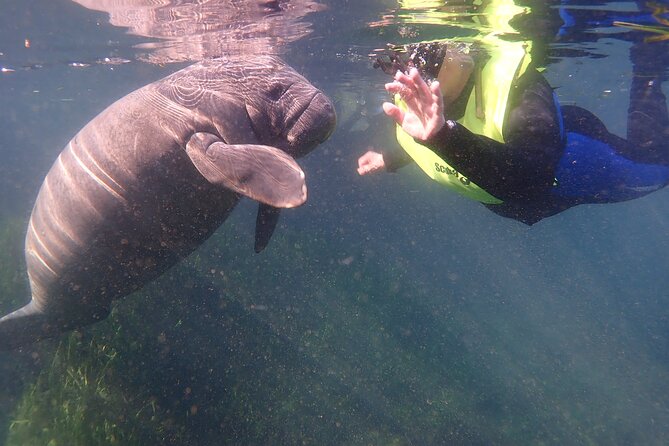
[383,68,446,141]
[357,150,386,175]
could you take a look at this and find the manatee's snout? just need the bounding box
[286,88,336,158]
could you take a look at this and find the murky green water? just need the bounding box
[1,1,669,444]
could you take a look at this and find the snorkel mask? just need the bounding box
[373,41,450,80]
[373,41,482,108]
[374,41,479,78]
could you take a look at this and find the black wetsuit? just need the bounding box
[382,42,669,225]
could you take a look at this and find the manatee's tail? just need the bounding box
[0,301,59,351]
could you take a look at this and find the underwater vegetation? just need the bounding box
[5,220,423,445]
[0,217,43,443]
[7,335,175,446]
[3,211,669,445]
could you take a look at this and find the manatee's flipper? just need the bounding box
[255,203,282,253]
[186,132,307,208]
[0,301,55,350]
[0,300,110,351]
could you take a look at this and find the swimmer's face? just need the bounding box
[436,50,475,106]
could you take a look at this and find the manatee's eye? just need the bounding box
[268,83,288,101]
[261,0,282,12]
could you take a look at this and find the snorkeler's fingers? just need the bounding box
[382,101,404,125]
[386,78,417,98]
[430,80,441,97]
[394,69,411,83]
[392,70,419,94]
[385,81,402,95]
[430,80,444,114]
[393,70,419,92]
[393,69,430,104]
[409,68,433,102]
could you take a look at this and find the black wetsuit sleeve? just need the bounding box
[419,69,564,202]
[422,122,509,193]
[380,124,508,176]
[419,119,561,202]
[377,68,564,227]
[381,143,413,172]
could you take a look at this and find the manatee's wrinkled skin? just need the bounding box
[0,56,335,350]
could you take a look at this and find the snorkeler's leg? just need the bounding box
[625,40,669,164]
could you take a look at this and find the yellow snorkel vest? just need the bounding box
[392,0,532,204]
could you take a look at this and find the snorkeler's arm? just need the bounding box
[421,121,508,186]
[420,117,558,200]
[381,145,413,172]
[356,146,412,175]
[383,67,511,176]
[420,69,565,199]
[382,67,511,181]
[385,65,563,197]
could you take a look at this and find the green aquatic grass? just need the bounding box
[0,217,157,446]
[6,332,181,446]
[4,224,421,445]
[8,336,122,446]
[0,216,42,444]
[5,217,669,445]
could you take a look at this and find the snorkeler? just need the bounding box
[357,7,669,225]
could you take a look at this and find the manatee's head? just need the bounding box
[242,57,336,158]
[162,56,335,158]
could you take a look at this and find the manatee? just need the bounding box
[0,56,335,350]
